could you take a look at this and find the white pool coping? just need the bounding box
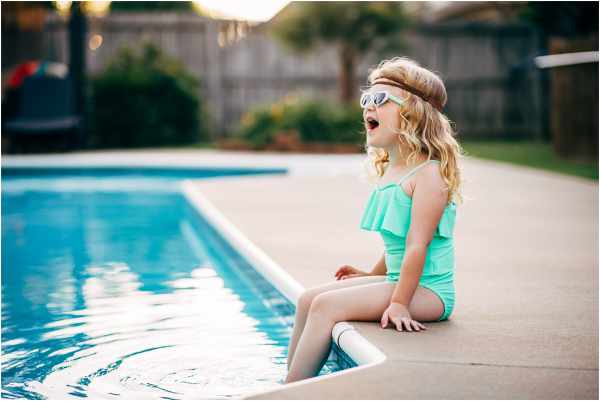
[180,180,387,396]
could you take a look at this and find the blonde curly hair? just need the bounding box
[361,56,466,206]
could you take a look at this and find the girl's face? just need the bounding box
[362,83,405,150]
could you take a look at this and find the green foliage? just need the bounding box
[236,95,364,149]
[109,1,194,12]
[28,1,55,10]
[89,42,210,149]
[517,2,598,38]
[270,2,412,55]
[236,108,279,149]
[269,2,413,103]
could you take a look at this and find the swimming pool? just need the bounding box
[1,168,350,399]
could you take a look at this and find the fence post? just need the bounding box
[204,19,224,138]
[68,2,87,149]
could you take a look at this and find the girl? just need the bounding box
[284,56,465,384]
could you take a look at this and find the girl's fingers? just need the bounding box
[338,267,362,279]
[381,311,388,328]
[389,318,427,333]
[410,320,421,331]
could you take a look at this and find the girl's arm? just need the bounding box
[390,244,426,304]
[390,164,447,306]
[369,252,387,276]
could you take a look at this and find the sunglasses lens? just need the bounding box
[373,92,387,106]
[360,94,370,108]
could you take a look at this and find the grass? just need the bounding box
[461,140,598,180]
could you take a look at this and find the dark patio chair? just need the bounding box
[2,75,83,153]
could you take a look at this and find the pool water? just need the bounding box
[1,172,342,399]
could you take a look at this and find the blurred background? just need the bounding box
[1,1,598,178]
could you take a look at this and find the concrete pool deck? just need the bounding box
[3,149,598,399]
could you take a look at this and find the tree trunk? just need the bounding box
[338,45,356,104]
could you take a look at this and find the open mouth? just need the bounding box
[366,116,380,131]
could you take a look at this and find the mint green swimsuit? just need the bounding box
[360,159,456,321]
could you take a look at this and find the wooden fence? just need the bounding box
[7,12,545,140]
[547,35,598,162]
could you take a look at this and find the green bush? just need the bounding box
[236,108,279,150]
[89,42,210,148]
[236,95,363,149]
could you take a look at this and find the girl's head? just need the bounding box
[361,56,465,205]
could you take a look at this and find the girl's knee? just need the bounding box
[308,292,334,315]
[298,289,318,310]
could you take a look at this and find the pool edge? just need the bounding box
[179,180,387,397]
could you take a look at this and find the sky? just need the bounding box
[191,0,291,22]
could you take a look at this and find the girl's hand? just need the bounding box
[334,265,370,280]
[380,302,427,332]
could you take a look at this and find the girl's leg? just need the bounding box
[286,275,387,371]
[285,282,443,383]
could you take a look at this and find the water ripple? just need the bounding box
[2,187,341,399]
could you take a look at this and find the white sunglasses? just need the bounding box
[359,90,405,109]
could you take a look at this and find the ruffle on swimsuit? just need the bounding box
[359,183,457,239]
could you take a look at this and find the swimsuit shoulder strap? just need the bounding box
[397,159,440,184]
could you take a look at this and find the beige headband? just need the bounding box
[371,78,443,112]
